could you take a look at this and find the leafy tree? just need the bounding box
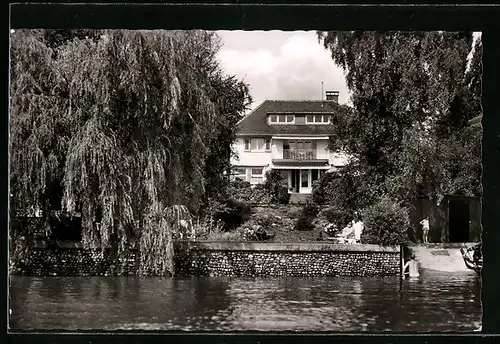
[317,31,482,211]
[203,73,252,211]
[312,165,383,214]
[10,29,250,275]
[361,196,410,246]
[43,29,104,49]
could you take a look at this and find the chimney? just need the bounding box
[325,90,339,102]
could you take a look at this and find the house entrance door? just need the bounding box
[300,169,310,193]
[290,170,300,193]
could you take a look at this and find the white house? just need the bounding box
[231,91,350,194]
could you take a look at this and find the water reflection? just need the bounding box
[9,275,481,332]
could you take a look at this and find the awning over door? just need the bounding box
[272,159,330,169]
[272,136,329,140]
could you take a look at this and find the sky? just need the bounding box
[216,31,350,112]
[10,29,480,114]
[217,31,482,113]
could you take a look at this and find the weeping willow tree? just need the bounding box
[10,29,251,276]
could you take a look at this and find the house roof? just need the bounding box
[237,100,344,136]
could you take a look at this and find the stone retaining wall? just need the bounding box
[11,241,401,277]
[174,241,401,277]
[11,242,138,277]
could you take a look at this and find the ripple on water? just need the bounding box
[8,275,481,332]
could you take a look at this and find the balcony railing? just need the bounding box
[283,148,316,160]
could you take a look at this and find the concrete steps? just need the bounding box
[408,243,478,275]
[289,193,311,204]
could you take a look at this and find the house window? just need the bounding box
[252,168,263,176]
[251,138,265,151]
[233,167,247,181]
[306,114,331,124]
[270,114,295,124]
[251,168,264,183]
[283,140,317,160]
[245,138,270,152]
[289,140,313,150]
[233,167,246,175]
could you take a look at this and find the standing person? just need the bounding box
[352,211,364,243]
[404,254,420,278]
[420,217,430,243]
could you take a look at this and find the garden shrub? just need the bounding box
[253,184,272,203]
[312,172,339,205]
[237,217,276,241]
[192,215,225,240]
[48,213,83,242]
[205,227,246,241]
[227,179,271,204]
[11,216,46,240]
[10,216,49,269]
[226,170,290,205]
[286,206,302,219]
[361,196,410,246]
[264,170,290,204]
[212,198,252,231]
[311,166,381,215]
[321,207,351,230]
[276,185,291,204]
[255,214,274,229]
[294,202,320,231]
[226,179,253,203]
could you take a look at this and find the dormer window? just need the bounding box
[269,114,294,124]
[306,114,331,124]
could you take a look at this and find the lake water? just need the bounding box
[8,274,482,332]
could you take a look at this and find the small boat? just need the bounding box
[460,243,482,273]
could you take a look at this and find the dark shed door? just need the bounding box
[449,199,470,242]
